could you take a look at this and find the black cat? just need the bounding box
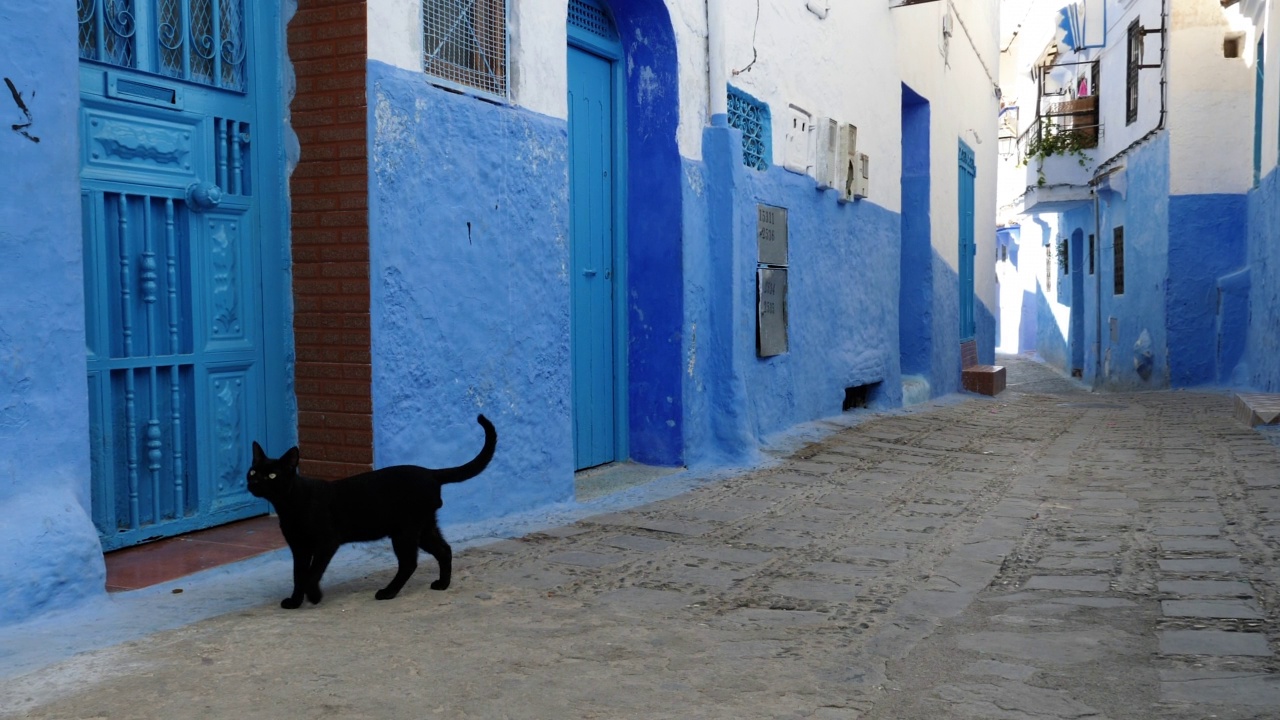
[247,414,497,609]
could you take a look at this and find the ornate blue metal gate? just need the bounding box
[78,0,274,550]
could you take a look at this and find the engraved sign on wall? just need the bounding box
[757,203,789,357]
[757,204,788,266]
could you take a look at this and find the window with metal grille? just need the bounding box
[727,86,771,171]
[1113,226,1125,295]
[423,0,507,98]
[1126,19,1141,125]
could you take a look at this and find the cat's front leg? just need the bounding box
[305,545,340,605]
[282,546,310,609]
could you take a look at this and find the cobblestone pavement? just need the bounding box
[3,356,1279,719]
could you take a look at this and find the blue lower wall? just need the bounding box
[1244,166,1280,390]
[682,124,904,467]
[1096,134,1171,389]
[0,3,105,625]
[616,0,684,466]
[1168,194,1247,387]
[367,62,576,525]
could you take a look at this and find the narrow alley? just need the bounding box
[3,356,1277,719]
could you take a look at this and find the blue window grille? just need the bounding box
[77,0,248,92]
[568,0,617,42]
[727,86,771,171]
[423,0,508,98]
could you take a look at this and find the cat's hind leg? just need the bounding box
[420,524,453,591]
[375,532,419,600]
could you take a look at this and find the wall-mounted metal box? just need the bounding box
[757,267,788,357]
[757,204,788,267]
[756,203,789,357]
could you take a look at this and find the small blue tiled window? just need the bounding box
[727,86,771,171]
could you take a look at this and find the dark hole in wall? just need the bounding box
[843,382,879,411]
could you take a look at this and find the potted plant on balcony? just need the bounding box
[1025,123,1092,187]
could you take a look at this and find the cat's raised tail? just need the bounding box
[436,414,497,484]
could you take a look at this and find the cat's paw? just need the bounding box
[306,587,323,604]
[374,588,399,600]
[430,579,450,591]
[280,597,303,609]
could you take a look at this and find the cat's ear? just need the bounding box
[283,446,300,471]
[252,441,266,462]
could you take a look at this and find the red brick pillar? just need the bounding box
[286,1,372,479]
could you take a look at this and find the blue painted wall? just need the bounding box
[367,62,576,525]
[900,87,932,377]
[1243,166,1280,390]
[1096,133,1171,389]
[613,0,684,466]
[0,3,106,625]
[1167,194,1247,387]
[682,123,904,467]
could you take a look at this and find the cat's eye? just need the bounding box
[248,470,256,475]
[268,473,276,479]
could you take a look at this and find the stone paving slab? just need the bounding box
[1157,558,1245,573]
[1156,538,1238,553]
[1156,580,1254,596]
[1035,555,1115,571]
[1023,575,1111,592]
[1158,630,1273,656]
[1160,599,1264,619]
[1160,670,1280,707]
[1152,526,1221,536]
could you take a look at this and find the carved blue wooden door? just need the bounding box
[958,140,977,342]
[567,1,624,472]
[79,0,271,549]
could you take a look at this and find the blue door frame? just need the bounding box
[78,0,290,550]
[568,2,628,471]
[958,140,977,342]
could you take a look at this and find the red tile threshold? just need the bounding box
[104,515,286,592]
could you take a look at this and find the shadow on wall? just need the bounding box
[1035,281,1069,372]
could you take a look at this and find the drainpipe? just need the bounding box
[1092,188,1102,389]
[707,0,728,126]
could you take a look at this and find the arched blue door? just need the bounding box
[78,0,282,549]
[568,0,626,470]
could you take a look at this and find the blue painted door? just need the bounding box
[79,0,274,549]
[568,43,618,470]
[958,141,977,341]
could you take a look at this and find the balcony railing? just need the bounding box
[1019,59,1100,171]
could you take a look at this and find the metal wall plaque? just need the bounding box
[757,267,788,357]
[757,204,788,266]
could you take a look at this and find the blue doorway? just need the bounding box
[568,0,627,470]
[900,86,932,377]
[79,0,285,549]
[958,140,977,341]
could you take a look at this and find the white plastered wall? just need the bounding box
[1168,0,1254,195]
[714,1,904,213]
[366,0,1003,194]
[366,0,711,160]
[896,0,1003,315]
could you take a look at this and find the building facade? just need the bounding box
[996,0,1279,392]
[0,0,998,625]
